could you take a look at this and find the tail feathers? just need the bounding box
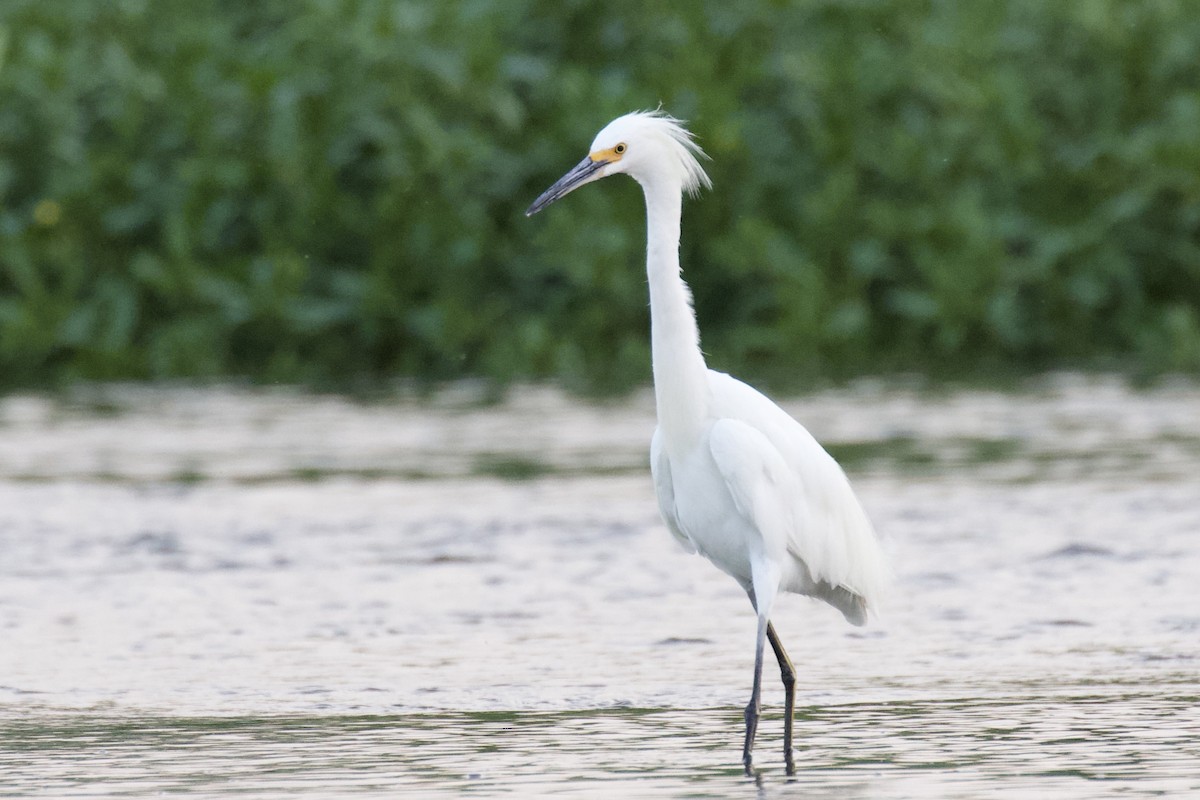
[816,581,868,626]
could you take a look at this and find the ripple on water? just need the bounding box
[1,690,1198,798]
[1,383,1198,796]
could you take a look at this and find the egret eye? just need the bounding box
[614,143,627,155]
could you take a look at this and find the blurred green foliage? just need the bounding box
[1,0,1198,391]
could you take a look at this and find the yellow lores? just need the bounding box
[589,142,627,163]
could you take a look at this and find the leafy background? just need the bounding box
[2,0,1198,392]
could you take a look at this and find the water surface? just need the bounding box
[1,377,1197,796]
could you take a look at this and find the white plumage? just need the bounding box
[527,110,889,775]
[653,370,888,624]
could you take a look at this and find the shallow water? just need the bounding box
[5,693,1198,798]
[1,377,1198,797]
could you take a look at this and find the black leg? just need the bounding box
[767,622,796,775]
[742,614,768,775]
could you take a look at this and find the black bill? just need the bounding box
[525,156,607,216]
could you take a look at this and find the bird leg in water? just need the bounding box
[766,622,797,775]
[742,613,769,775]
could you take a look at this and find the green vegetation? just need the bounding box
[2,1,1198,391]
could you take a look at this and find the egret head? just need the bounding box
[526,110,711,216]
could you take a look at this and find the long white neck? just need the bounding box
[642,178,710,457]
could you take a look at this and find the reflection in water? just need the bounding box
[0,380,1198,796]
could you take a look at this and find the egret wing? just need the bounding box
[706,371,890,613]
[707,418,801,565]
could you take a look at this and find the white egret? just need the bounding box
[526,110,889,775]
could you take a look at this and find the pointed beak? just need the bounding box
[525,156,608,217]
